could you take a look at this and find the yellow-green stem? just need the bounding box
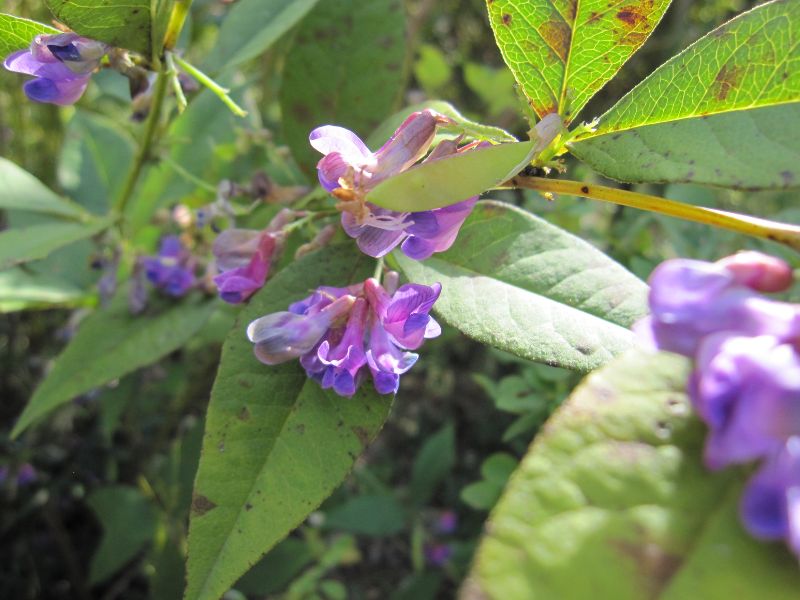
[507,176,800,253]
[114,69,169,217]
[163,0,192,51]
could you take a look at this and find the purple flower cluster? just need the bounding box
[246,271,441,397]
[637,251,800,557]
[211,210,293,304]
[309,109,478,260]
[4,33,106,105]
[141,236,196,297]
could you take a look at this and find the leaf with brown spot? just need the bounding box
[572,0,800,190]
[468,351,800,599]
[485,0,671,124]
[185,245,392,600]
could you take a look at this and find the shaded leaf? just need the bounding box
[280,0,407,173]
[393,201,647,371]
[571,0,800,190]
[234,538,314,596]
[11,295,216,437]
[0,13,58,57]
[486,0,671,123]
[87,486,158,585]
[185,245,392,600]
[469,351,800,599]
[410,423,456,507]
[0,268,86,313]
[324,494,406,536]
[204,0,320,72]
[0,157,88,219]
[45,0,152,57]
[0,218,110,270]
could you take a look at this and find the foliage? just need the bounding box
[1,0,799,598]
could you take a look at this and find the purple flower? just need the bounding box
[4,33,106,105]
[141,235,196,297]
[246,272,441,397]
[435,510,458,535]
[310,110,483,260]
[635,254,800,357]
[741,439,800,556]
[424,542,452,567]
[690,334,800,470]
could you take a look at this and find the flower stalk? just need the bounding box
[506,176,800,253]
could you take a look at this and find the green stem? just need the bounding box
[506,176,800,253]
[373,256,385,280]
[165,52,187,113]
[114,69,169,218]
[172,55,248,118]
[161,155,216,193]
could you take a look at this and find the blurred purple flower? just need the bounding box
[424,542,452,567]
[247,272,440,397]
[4,33,106,105]
[310,110,482,260]
[690,334,800,470]
[435,510,458,535]
[741,439,800,556]
[17,463,37,487]
[141,235,196,297]
[635,253,800,357]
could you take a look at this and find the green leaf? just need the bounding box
[0,158,88,219]
[204,0,320,72]
[185,245,392,600]
[0,268,86,313]
[324,494,406,536]
[469,351,800,599]
[486,0,671,123]
[235,538,314,596]
[0,13,59,57]
[393,201,647,371]
[367,100,517,148]
[0,218,110,270]
[571,0,800,190]
[367,141,539,212]
[11,295,216,438]
[280,0,407,173]
[45,0,152,56]
[410,423,456,507]
[87,486,158,585]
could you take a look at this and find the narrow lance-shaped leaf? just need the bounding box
[393,201,647,372]
[486,0,671,123]
[571,0,800,190]
[11,295,216,438]
[186,245,392,600]
[468,351,800,600]
[280,0,407,173]
[0,158,89,220]
[0,13,59,57]
[0,218,111,270]
[45,0,152,57]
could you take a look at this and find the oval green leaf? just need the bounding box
[279,0,407,173]
[185,245,393,600]
[393,201,648,371]
[0,158,88,220]
[367,141,537,212]
[571,0,800,190]
[0,218,111,270]
[468,351,800,599]
[486,0,671,123]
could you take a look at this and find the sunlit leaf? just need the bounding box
[486,0,671,123]
[0,13,58,57]
[0,158,88,219]
[393,201,647,371]
[571,0,800,190]
[469,351,800,599]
